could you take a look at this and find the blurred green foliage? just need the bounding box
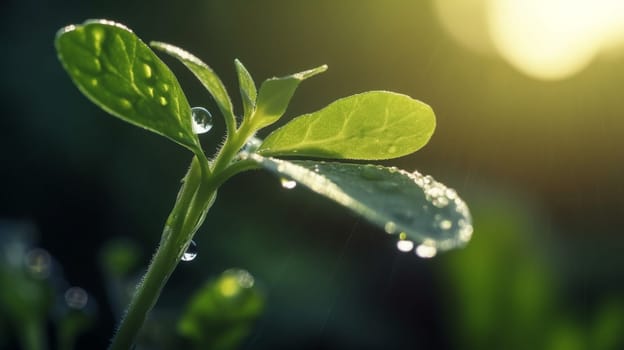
[178,269,263,350]
[443,196,624,350]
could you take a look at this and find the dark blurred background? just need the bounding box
[2,0,623,349]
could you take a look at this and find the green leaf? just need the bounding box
[234,59,257,119]
[257,91,435,160]
[150,41,236,131]
[55,20,199,151]
[178,269,263,349]
[249,154,472,252]
[251,64,327,129]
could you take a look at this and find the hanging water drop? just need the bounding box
[182,240,197,261]
[396,239,414,252]
[415,241,437,258]
[280,178,297,189]
[191,107,213,134]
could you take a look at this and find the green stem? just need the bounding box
[109,157,214,350]
[108,117,259,349]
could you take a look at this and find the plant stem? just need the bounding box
[108,122,258,349]
[108,157,214,350]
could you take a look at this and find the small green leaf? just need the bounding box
[234,59,257,119]
[178,269,263,349]
[251,65,327,129]
[55,20,199,151]
[258,91,435,160]
[150,41,236,131]
[249,155,472,252]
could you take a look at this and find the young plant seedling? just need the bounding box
[55,19,473,349]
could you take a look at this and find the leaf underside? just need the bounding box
[250,155,473,251]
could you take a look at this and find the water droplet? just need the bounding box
[243,136,262,153]
[231,269,255,288]
[397,239,414,252]
[388,145,398,153]
[280,178,297,189]
[65,287,88,309]
[142,63,152,79]
[159,96,168,106]
[384,221,397,234]
[191,107,213,134]
[218,269,255,297]
[89,78,98,87]
[360,166,384,181]
[24,248,51,279]
[415,241,437,258]
[439,219,452,230]
[160,83,170,92]
[146,87,154,97]
[181,240,197,261]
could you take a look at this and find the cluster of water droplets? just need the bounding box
[191,107,214,134]
[384,169,473,257]
[181,240,198,262]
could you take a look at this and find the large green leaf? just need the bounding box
[257,91,435,160]
[55,20,199,151]
[150,41,235,128]
[249,154,472,252]
[234,59,257,120]
[251,65,327,129]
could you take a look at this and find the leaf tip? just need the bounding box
[294,64,328,80]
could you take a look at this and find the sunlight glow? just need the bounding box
[435,0,624,80]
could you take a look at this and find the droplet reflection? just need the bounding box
[181,240,197,262]
[415,242,438,259]
[280,178,297,189]
[191,107,213,134]
[397,240,414,252]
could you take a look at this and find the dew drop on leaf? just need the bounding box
[190,107,213,134]
[65,286,89,309]
[181,240,197,261]
[396,239,414,252]
[415,240,437,258]
[243,136,263,153]
[280,178,297,189]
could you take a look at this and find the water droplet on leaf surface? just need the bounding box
[397,239,414,252]
[182,240,197,261]
[243,136,263,153]
[415,241,438,258]
[191,107,213,134]
[280,178,297,189]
